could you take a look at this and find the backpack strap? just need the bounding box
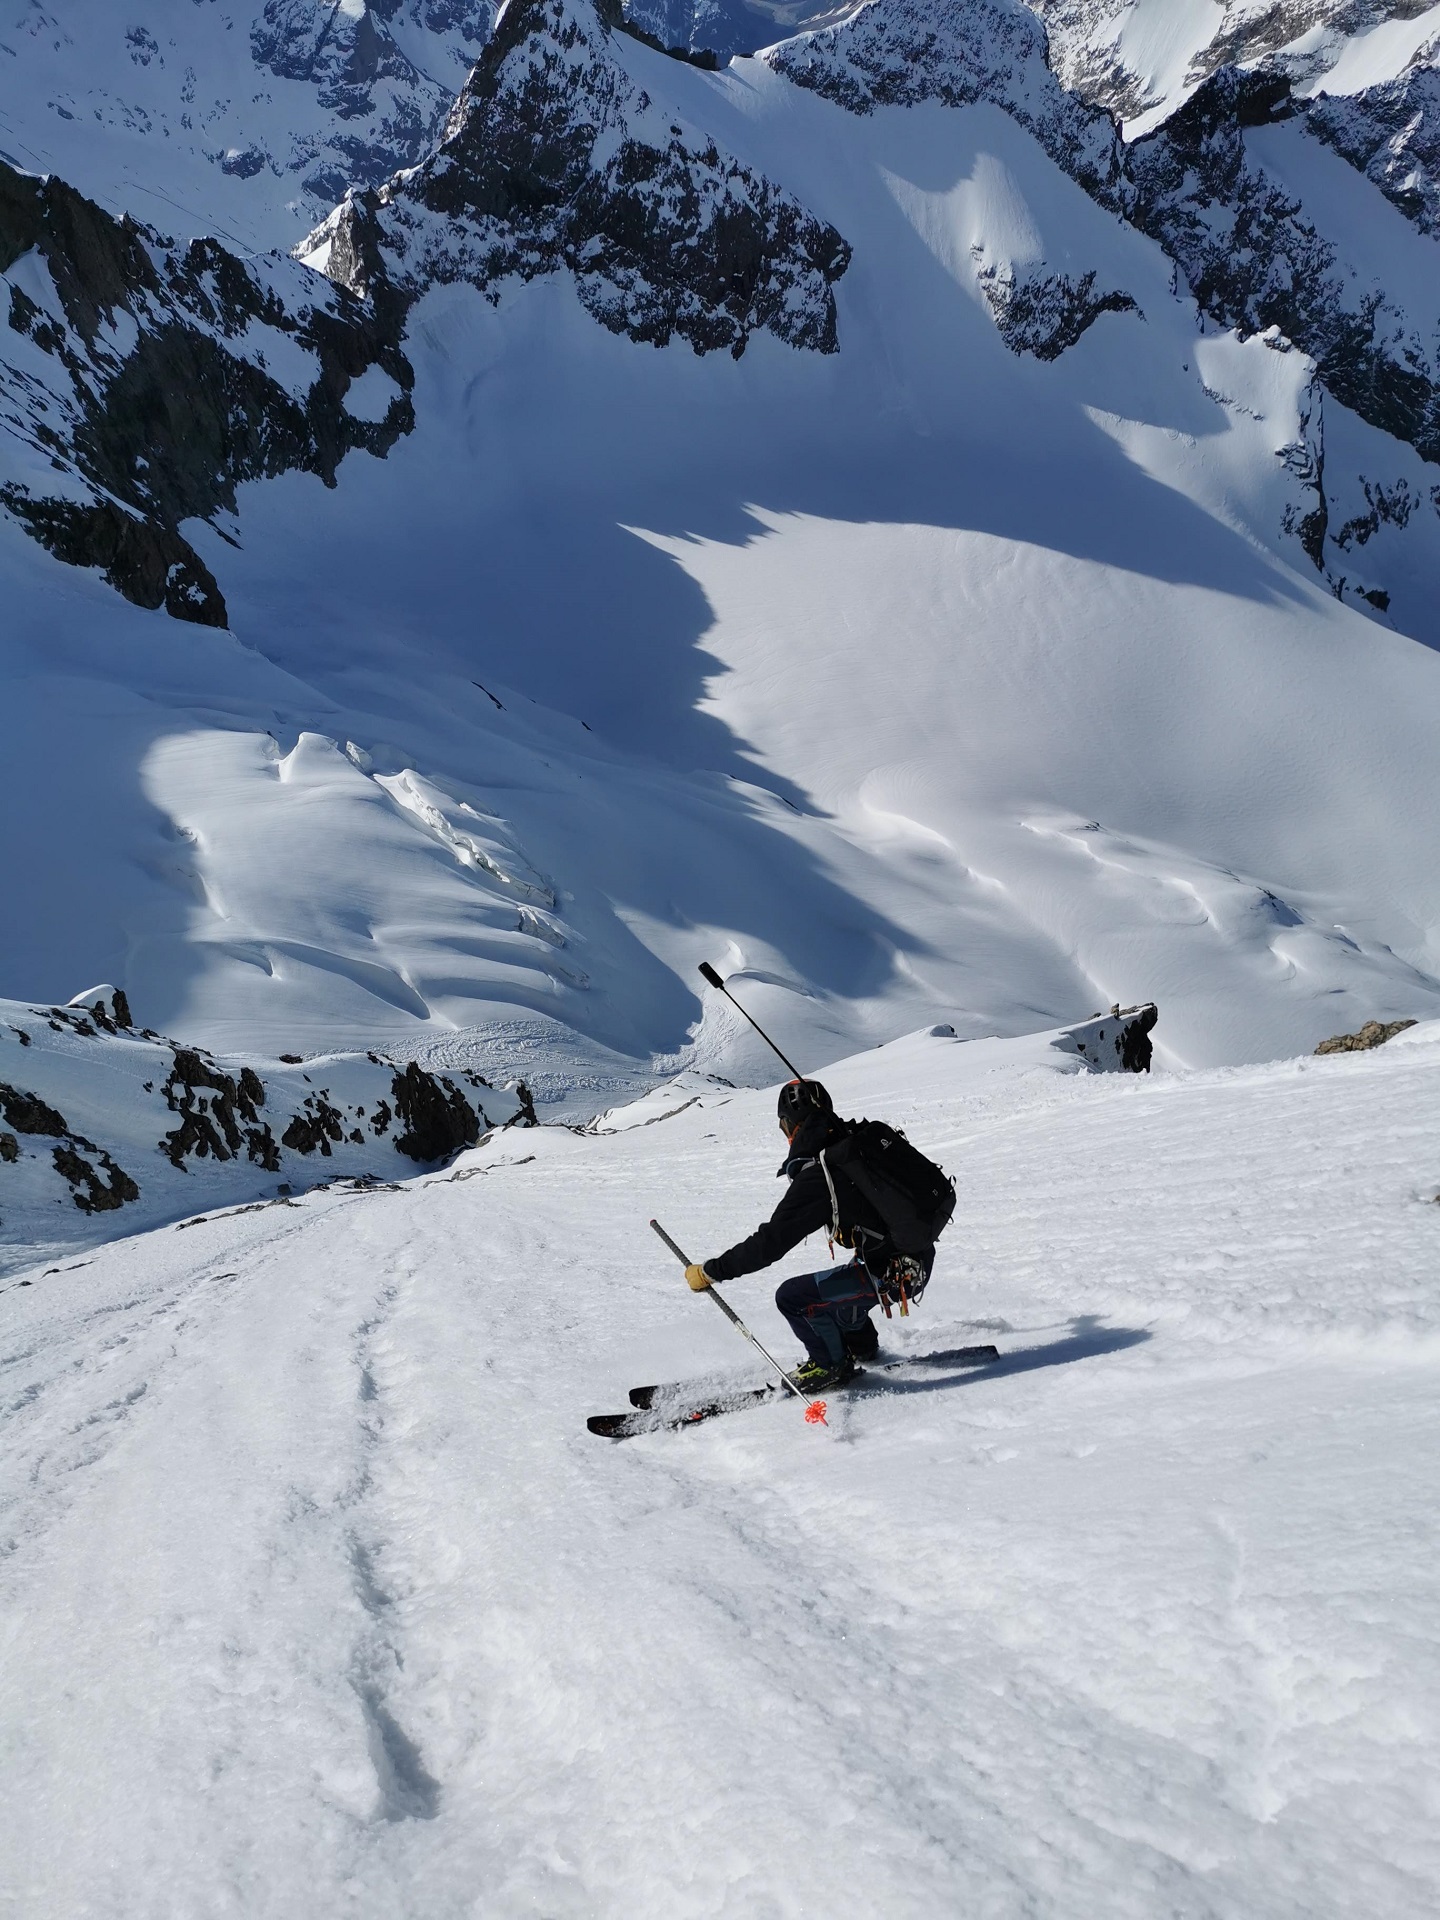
[818,1145,842,1248]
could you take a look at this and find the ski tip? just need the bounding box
[588,1413,638,1438]
[805,1399,828,1426]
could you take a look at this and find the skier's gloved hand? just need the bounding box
[685,1263,713,1291]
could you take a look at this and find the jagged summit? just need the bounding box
[301,0,850,357]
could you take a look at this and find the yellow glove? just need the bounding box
[685,1263,713,1291]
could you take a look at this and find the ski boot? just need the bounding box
[792,1355,860,1392]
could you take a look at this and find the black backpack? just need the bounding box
[819,1119,956,1259]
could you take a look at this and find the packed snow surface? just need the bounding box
[3,1021,1439,1916]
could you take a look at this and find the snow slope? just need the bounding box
[3,1020,1438,1915]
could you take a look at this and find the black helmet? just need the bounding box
[777,1078,833,1135]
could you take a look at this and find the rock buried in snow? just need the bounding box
[1315,1019,1419,1055]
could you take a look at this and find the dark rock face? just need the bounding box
[250,0,495,205]
[390,1061,483,1161]
[308,0,851,358]
[768,5,1440,480]
[1058,1002,1159,1071]
[622,0,788,62]
[1028,1,1438,122]
[1127,68,1440,465]
[0,162,414,623]
[160,1048,279,1171]
[0,1083,69,1137]
[51,1143,141,1214]
[1315,1016,1419,1051]
[976,260,1138,359]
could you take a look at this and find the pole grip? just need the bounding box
[649,1218,689,1264]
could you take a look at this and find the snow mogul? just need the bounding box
[683,1077,956,1392]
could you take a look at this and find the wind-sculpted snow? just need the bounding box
[0,160,413,622]
[303,0,850,356]
[763,0,1125,201]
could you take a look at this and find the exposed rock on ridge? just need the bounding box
[305,0,851,357]
[1308,50,1440,236]
[0,160,414,623]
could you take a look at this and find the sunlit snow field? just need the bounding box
[4,1021,1438,1917]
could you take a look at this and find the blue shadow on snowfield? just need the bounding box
[879,1317,1151,1399]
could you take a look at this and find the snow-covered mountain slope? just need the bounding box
[4,0,1440,1083]
[4,1020,1439,1916]
[768,2,1440,519]
[0,0,496,251]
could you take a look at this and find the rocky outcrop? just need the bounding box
[975,258,1138,359]
[0,995,535,1241]
[249,0,495,207]
[1054,1002,1159,1072]
[766,7,1440,481]
[1027,1,1439,123]
[1,160,414,623]
[1315,1017,1418,1052]
[304,0,851,358]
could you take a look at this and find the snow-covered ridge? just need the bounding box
[0,988,530,1276]
[303,0,851,357]
[0,158,413,624]
[0,1000,1150,1274]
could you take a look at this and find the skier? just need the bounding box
[683,1078,932,1392]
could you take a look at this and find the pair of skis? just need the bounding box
[587,1216,998,1439]
[587,1342,1000,1439]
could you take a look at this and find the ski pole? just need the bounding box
[697,961,807,1081]
[649,1218,828,1425]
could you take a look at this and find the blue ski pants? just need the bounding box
[775,1261,879,1368]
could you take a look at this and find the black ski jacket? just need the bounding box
[705,1112,891,1282]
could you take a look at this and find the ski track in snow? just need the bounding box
[3,1027,1439,1916]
